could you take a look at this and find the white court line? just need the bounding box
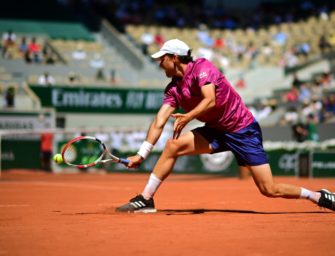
[0,181,132,191]
[0,204,30,207]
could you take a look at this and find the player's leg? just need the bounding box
[238,166,251,180]
[141,130,211,200]
[249,164,335,211]
[151,130,212,181]
[249,163,304,199]
[116,130,212,213]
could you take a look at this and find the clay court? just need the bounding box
[0,170,334,256]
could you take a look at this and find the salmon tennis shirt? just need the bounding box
[163,58,254,132]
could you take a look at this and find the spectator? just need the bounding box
[272,30,288,47]
[18,36,29,56]
[40,129,54,171]
[298,83,312,103]
[96,68,106,81]
[90,53,105,81]
[110,69,116,84]
[44,52,56,64]
[320,72,332,87]
[292,122,308,142]
[305,113,319,141]
[213,36,225,50]
[90,53,105,69]
[323,94,335,120]
[282,47,298,67]
[261,42,273,63]
[72,44,87,60]
[295,42,311,58]
[292,73,302,89]
[281,106,299,125]
[235,74,246,89]
[154,32,164,48]
[140,31,154,55]
[254,102,273,121]
[196,24,214,47]
[68,71,80,85]
[283,87,299,103]
[2,29,16,58]
[318,35,332,54]
[5,86,15,108]
[28,37,42,63]
[38,72,55,86]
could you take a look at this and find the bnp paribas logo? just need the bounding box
[199,72,208,79]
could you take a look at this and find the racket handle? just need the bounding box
[119,158,130,165]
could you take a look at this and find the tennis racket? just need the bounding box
[61,136,129,168]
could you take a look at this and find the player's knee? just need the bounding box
[165,139,181,156]
[259,184,277,198]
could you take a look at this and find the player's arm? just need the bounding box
[172,83,216,139]
[146,103,177,145]
[127,104,176,168]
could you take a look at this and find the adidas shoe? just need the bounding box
[115,194,157,213]
[317,189,335,211]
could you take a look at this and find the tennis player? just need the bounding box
[116,39,335,213]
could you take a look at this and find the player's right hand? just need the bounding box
[127,154,143,169]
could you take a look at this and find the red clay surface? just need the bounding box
[0,170,334,256]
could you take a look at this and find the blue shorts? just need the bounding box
[193,120,269,166]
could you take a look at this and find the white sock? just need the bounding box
[300,188,320,203]
[142,173,162,200]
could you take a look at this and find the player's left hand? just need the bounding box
[171,113,191,139]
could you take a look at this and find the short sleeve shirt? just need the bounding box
[163,58,254,132]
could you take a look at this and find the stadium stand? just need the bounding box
[0,0,334,140]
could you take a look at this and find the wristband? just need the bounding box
[137,141,154,160]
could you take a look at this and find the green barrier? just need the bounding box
[267,149,297,176]
[3,139,335,177]
[312,152,335,177]
[1,139,41,169]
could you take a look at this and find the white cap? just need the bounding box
[151,39,190,59]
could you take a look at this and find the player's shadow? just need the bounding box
[158,209,332,215]
[62,208,332,216]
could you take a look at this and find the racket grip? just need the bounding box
[119,158,130,165]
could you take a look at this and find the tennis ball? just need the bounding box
[53,154,63,164]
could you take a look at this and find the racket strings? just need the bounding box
[63,145,77,163]
[63,139,105,166]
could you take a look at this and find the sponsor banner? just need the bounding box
[0,111,54,130]
[267,149,298,176]
[312,152,335,177]
[29,85,164,113]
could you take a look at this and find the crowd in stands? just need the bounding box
[0,28,117,87]
[1,30,57,64]
[278,71,335,141]
[91,0,335,30]
[127,11,335,72]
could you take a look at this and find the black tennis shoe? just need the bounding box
[317,189,335,211]
[115,194,156,213]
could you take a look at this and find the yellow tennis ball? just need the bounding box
[53,154,63,164]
